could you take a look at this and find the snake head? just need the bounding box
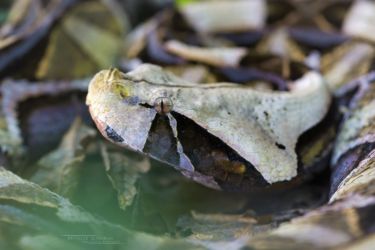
[87,64,331,190]
[86,67,158,152]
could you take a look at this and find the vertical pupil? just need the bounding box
[154,97,173,114]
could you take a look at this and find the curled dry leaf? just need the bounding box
[178,0,266,33]
[164,40,247,67]
[87,64,331,190]
[0,0,40,42]
[261,1,331,34]
[0,0,78,74]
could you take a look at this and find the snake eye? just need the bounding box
[154,97,173,115]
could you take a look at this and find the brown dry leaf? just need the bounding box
[122,10,165,59]
[164,40,247,67]
[0,0,40,45]
[0,0,78,74]
[322,42,374,92]
[87,64,331,186]
[36,1,126,79]
[244,195,375,250]
[256,28,306,63]
[177,211,257,241]
[339,234,375,250]
[29,118,96,197]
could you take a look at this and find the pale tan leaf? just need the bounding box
[179,0,266,33]
[165,40,247,67]
[343,0,375,43]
